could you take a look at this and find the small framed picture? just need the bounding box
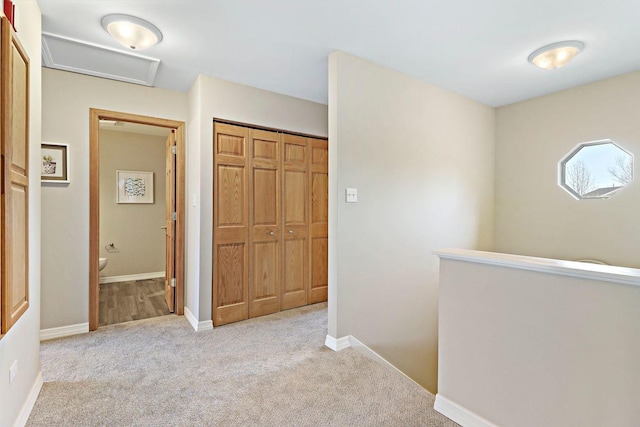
[116,170,154,204]
[41,142,70,183]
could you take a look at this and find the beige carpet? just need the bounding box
[28,303,458,426]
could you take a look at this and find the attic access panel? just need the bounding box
[41,32,160,86]
[559,139,633,199]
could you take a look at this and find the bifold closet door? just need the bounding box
[281,134,308,310]
[308,138,328,304]
[213,123,249,326]
[1,17,30,334]
[248,129,281,318]
[213,122,327,326]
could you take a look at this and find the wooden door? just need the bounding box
[1,17,29,333]
[248,129,281,318]
[281,134,308,310]
[164,130,176,312]
[213,123,249,326]
[308,138,328,304]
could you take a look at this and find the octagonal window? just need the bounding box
[559,139,633,199]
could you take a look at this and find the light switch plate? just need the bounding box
[345,188,358,203]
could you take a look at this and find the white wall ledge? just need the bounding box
[434,249,640,287]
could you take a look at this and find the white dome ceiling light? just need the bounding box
[528,41,584,70]
[101,14,163,51]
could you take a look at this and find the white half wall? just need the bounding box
[41,68,187,329]
[437,250,640,426]
[187,74,328,322]
[495,71,640,268]
[0,2,43,427]
[328,51,495,392]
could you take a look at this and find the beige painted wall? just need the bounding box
[438,255,640,426]
[495,71,640,268]
[41,68,187,329]
[328,51,495,392]
[99,130,167,277]
[0,2,42,426]
[186,74,328,322]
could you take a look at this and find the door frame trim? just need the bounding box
[213,117,326,140]
[89,108,186,331]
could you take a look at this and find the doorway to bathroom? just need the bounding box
[88,109,186,331]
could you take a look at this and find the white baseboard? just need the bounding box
[184,307,213,332]
[434,394,498,427]
[324,335,351,351]
[40,323,89,341]
[99,271,165,284]
[14,371,43,427]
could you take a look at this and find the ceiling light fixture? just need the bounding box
[101,14,162,51]
[528,41,584,70]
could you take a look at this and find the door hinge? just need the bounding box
[172,211,177,221]
[171,145,177,155]
[170,278,176,288]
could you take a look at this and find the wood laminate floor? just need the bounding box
[99,278,171,327]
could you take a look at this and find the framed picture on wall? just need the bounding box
[41,142,70,183]
[116,170,154,204]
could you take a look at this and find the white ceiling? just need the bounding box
[37,0,640,107]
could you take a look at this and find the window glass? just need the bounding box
[560,140,633,199]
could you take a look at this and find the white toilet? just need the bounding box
[99,257,108,271]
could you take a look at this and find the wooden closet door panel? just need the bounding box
[310,236,328,301]
[216,129,246,158]
[10,40,27,174]
[217,165,245,227]
[213,123,249,326]
[253,168,278,226]
[7,184,27,319]
[308,138,328,304]
[310,171,328,231]
[1,18,29,333]
[214,242,247,324]
[251,240,279,315]
[248,129,280,318]
[284,170,306,225]
[281,134,308,310]
[282,237,306,308]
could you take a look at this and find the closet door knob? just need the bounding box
[268,231,275,236]
[288,230,294,234]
